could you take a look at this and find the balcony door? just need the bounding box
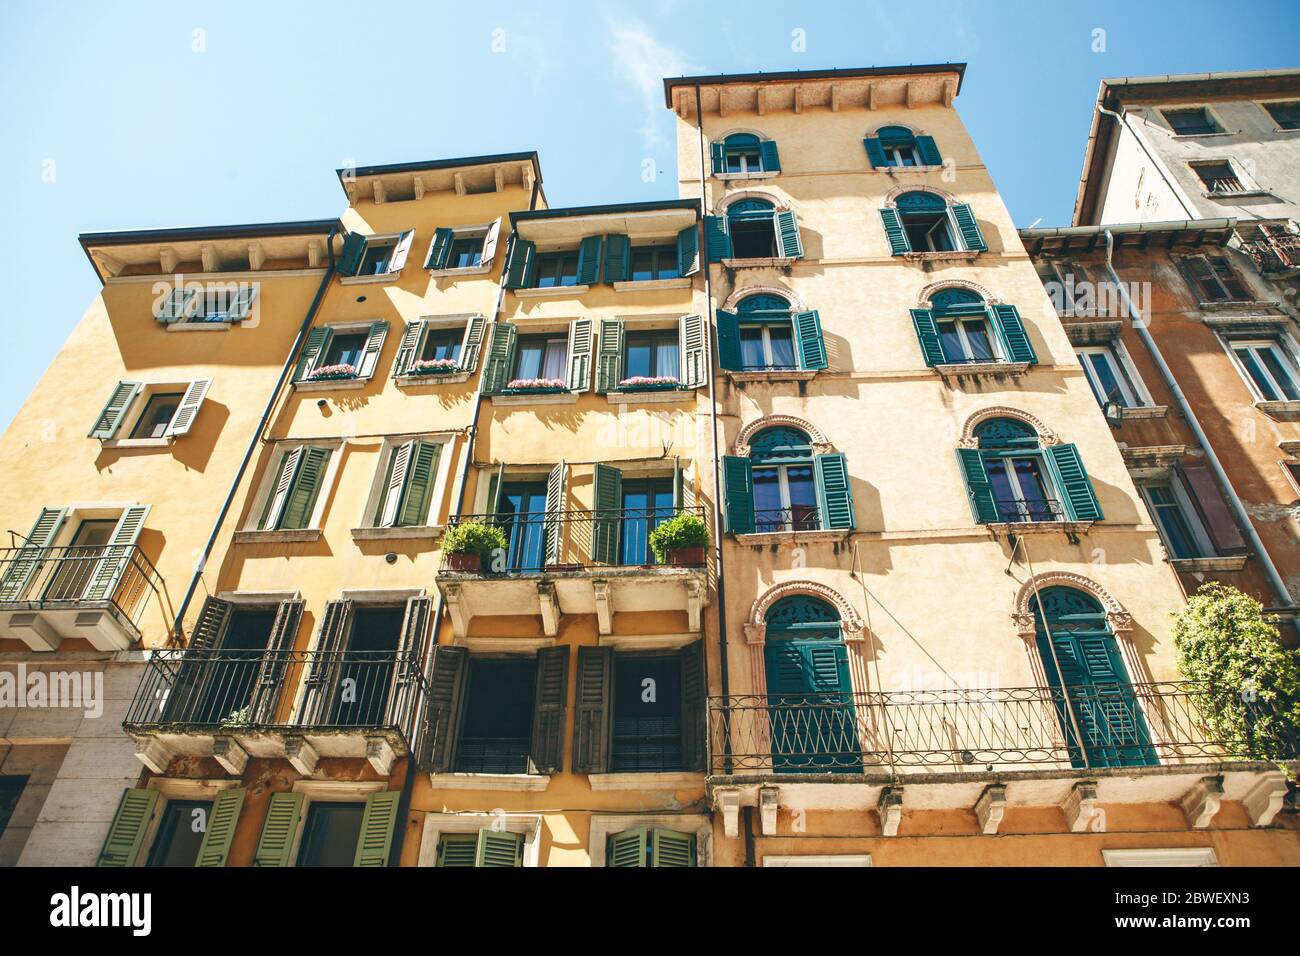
[326,606,403,728]
[42,518,116,601]
[619,479,674,566]
[1033,587,1156,769]
[189,608,276,726]
[495,482,548,572]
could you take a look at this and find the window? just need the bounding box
[127,392,184,440]
[154,283,257,325]
[249,790,400,867]
[482,320,592,395]
[704,199,804,262]
[1227,338,1300,401]
[595,316,705,392]
[392,316,485,378]
[610,653,683,772]
[1077,345,1145,408]
[1263,101,1300,130]
[624,330,680,381]
[145,799,213,867]
[296,802,366,867]
[1141,480,1213,559]
[453,657,537,774]
[722,426,855,534]
[863,125,941,168]
[710,133,780,176]
[89,380,212,442]
[322,331,368,371]
[606,827,697,867]
[513,333,569,383]
[531,251,579,288]
[717,294,826,375]
[911,288,1036,368]
[175,605,279,725]
[43,518,116,601]
[293,322,390,383]
[435,830,524,867]
[447,236,484,269]
[880,192,986,255]
[1191,161,1245,194]
[589,464,689,567]
[337,230,414,279]
[0,776,27,839]
[423,220,501,272]
[630,245,682,281]
[255,445,334,531]
[420,327,464,364]
[505,228,697,289]
[373,438,442,528]
[1162,107,1221,135]
[1178,254,1250,302]
[1035,259,1094,313]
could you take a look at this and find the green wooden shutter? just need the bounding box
[863,137,887,167]
[651,828,697,867]
[89,381,142,438]
[293,326,333,382]
[392,319,425,377]
[573,645,613,773]
[424,645,468,772]
[722,455,755,534]
[989,304,1037,364]
[425,227,454,270]
[188,595,233,651]
[195,788,245,867]
[576,235,603,285]
[356,320,389,379]
[458,314,487,373]
[380,439,415,526]
[481,322,517,395]
[1045,443,1104,522]
[603,233,631,282]
[910,308,946,367]
[253,792,303,867]
[566,318,593,392]
[476,829,524,867]
[915,135,942,166]
[83,504,150,600]
[595,318,625,393]
[260,447,303,530]
[775,210,804,259]
[248,598,304,723]
[679,313,707,388]
[96,788,159,867]
[759,139,781,173]
[163,378,211,437]
[337,232,366,276]
[951,203,987,252]
[716,310,742,371]
[880,208,911,254]
[353,791,400,867]
[677,224,700,277]
[704,216,732,261]
[0,507,68,602]
[591,463,623,565]
[792,310,827,370]
[226,284,258,322]
[709,142,726,174]
[956,448,999,524]
[814,453,856,530]
[298,598,352,723]
[607,827,648,867]
[543,461,567,566]
[680,640,707,772]
[530,645,570,774]
[435,833,477,867]
[279,446,331,530]
[397,441,441,527]
[503,237,536,289]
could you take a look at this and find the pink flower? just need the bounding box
[618,375,680,387]
[410,358,459,373]
[306,363,357,380]
[506,378,566,390]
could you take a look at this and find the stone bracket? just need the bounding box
[284,735,320,776]
[975,784,1006,835]
[1243,772,1288,828]
[877,786,903,837]
[443,584,469,638]
[538,582,561,637]
[759,786,779,836]
[1061,781,1102,832]
[715,787,741,839]
[212,736,249,776]
[591,580,612,635]
[134,736,175,775]
[1181,776,1224,829]
[365,736,397,776]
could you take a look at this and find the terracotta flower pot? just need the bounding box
[666,545,705,567]
[445,551,483,572]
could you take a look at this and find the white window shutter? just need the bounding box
[164,379,212,437]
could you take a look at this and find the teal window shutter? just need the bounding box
[775,210,804,258]
[591,463,623,565]
[425,227,454,270]
[356,320,390,379]
[481,322,517,394]
[293,326,333,382]
[759,140,781,172]
[253,792,303,867]
[951,203,987,251]
[155,286,196,324]
[722,455,755,534]
[567,318,593,392]
[704,215,732,261]
[337,232,366,276]
[279,446,332,530]
[710,142,726,174]
[576,235,603,285]
[503,237,536,289]
[458,314,487,372]
[955,448,999,524]
[989,304,1037,364]
[595,318,625,393]
[392,319,426,378]
[677,224,700,277]
[261,447,302,529]
[195,788,245,867]
[915,135,942,166]
[397,441,441,527]
[910,308,945,367]
[814,453,855,530]
[97,789,159,867]
[476,829,524,867]
[716,310,742,371]
[608,827,649,867]
[1045,443,1104,521]
[352,791,400,867]
[89,381,142,438]
[679,313,707,388]
[226,285,258,322]
[792,310,827,370]
[880,208,911,255]
[863,137,887,167]
[603,233,631,282]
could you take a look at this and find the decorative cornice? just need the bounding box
[1012,572,1131,640]
[716,189,792,215]
[957,406,1061,449]
[734,414,833,456]
[883,183,956,208]
[915,278,998,307]
[722,282,806,311]
[746,580,867,641]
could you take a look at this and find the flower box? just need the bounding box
[408,359,460,376]
[444,551,483,573]
[305,363,358,382]
[664,545,706,567]
[617,376,681,392]
[503,377,568,394]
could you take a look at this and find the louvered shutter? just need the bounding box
[278,446,331,530]
[680,640,707,772]
[951,203,987,252]
[188,596,233,650]
[458,314,487,373]
[353,791,400,867]
[392,319,425,378]
[390,595,433,719]
[863,137,887,167]
[425,227,454,270]
[651,828,697,867]
[337,233,366,276]
[716,310,742,371]
[595,318,625,393]
[529,645,570,774]
[387,230,414,273]
[226,284,258,322]
[543,461,567,566]
[163,378,212,437]
[355,321,389,379]
[566,318,592,392]
[814,453,855,530]
[607,827,648,867]
[293,326,333,382]
[573,645,613,773]
[722,456,755,534]
[89,381,142,438]
[155,286,197,323]
[989,305,1037,364]
[1045,443,1104,522]
[576,235,603,285]
[677,224,700,277]
[759,139,781,173]
[435,833,477,867]
[956,449,999,524]
[709,141,726,174]
[481,322,517,394]
[910,308,946,367]
[915,135,942,166]
[398,441,441,527]
[378,442,413,527]
[704,216,732,261]
[247,598,304,724]
[260,446,304,529]
[195,788,245,867]
[0,508,67,602]
[167,595,232,723]
[792,310,827,370]
[775,210,804,259]
[679,313,707,388]
[480,218,502,267]
[253,792,303,867]
[503,237,536,289]
[603,233,631,282]
[424,645,468,772]
[83,504,149,600]
[880,208,911,255]
[476,829,524,867]
[97,789,159,867]
[299,598,353,725]
[591,463,623,565]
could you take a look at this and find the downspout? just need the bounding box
[1103,228,1296,617]
[1095,102,1196,221]
[170,223,339,641]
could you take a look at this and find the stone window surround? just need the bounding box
[587,812,712,867]
[417,811,544,867]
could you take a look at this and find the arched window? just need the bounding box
[863,126,942,169]
[710,133,781,176]
[1031,586,1156,768]
[763,595,860,773]
[717,293,826,374]
[955,417,1103,525]
[705,198,804,262]
[909,287,1037,367]
[880,190,986,255]
[722,426,854,533]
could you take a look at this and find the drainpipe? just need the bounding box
[170,224,339,642]
[1102,228,1297,617]
[1095,103,1196,221]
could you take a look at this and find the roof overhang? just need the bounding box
[1019,218,1237,256]
[511,199,700,243]
[335,152,542,205]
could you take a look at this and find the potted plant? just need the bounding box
[648,513,709,567]
[504,377,567,393]
[408,358,460,376]
[617,375,681,392]
[306,362,358,382]
[442,520,508,573]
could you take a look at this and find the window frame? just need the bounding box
[418,812,543,867]
[588,813,711,867]
[451,654,539,775]
[1261,100,1300,131]
[983,451,1060,523]
[1222,336,1300,402]
[608,650,685,774]
[357,432,455,533]
[738,321,797,370]
[1076,344,1147,408]
[246,439,343,534]
[135,778,243,869]
[1178,253,1251,303]
[1139,478,1216,560]
[282,779,389,869]
[530,249,581,289]
[936,313,1000,364]
[1160,106,1224,136]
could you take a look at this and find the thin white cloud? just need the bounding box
[607,19,695,148]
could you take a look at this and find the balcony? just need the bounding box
[707,683,1298,832]
[435,507,708,638]
[1239,228,1300,276]
[123,648,428,776]
[0,544,161,651]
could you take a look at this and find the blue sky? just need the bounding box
[1,0,1296,429]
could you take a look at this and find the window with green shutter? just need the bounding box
[374,438,442,528]
[911,288,1037,367]
[258,445,333,531]
[436,829,525,867]
[712,133,779,176]
[719,198,803,261]
[294,322,389,384]
[337,230,413,278]
[884,192,986,255]
[863,125,941,168]
[97,788,160,867]
[607,826,697,866]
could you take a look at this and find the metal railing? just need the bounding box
[992,496,1065,523]
[439,506,707,573]
[0,544,161,629]
[708,681,1300,775]
[753,506,821,534]
[1202,176,1247,195]
[124,649,428,748]
[1240,230,1300,274]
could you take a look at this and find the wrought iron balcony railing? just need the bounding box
[708,681,1300,775]
[124,648,428,749]
[992,496,1065,523]
[438,506,707,574]
[753,507,821,534]
[0,544,161,628]
[1240,230,1300,274]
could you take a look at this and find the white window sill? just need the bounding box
[1116,405,1169,420]
[1198,299,1280,312]
[512,284,590,299]
[491,391,578,406]
[351,525,443,542]
[100,437,174,449]
[902,250,981,262]
[428,263,491,278]
[426,772,550,792]
[233,528,323,544]
[294,376,370,392]
[395,371,472,387]
[1254,400,1300,421]
[872,164,945,173]
[720,257,798,268]
[985,520,1095,536]
[587,771,705,792]
[734,528,851,545]
[164,321,235,332]
[604,388,695,404]
[1204,189,1272,200]
[1169,130,1237,139]
[724,368,818,384]
[933,361,1031,379]
[1200,313,1289,330]
[1170,555,1249,572]
[611,277,693,292]
[340,272,402,286]
[714,170,779,181]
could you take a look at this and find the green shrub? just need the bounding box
[442,520,507,557]
[648,514,709,563]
